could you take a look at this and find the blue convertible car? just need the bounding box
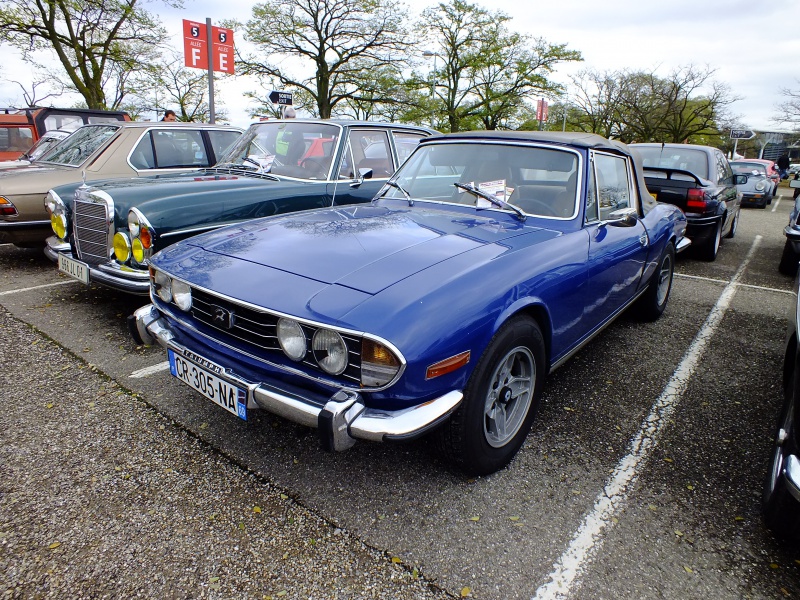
[132,131,689,475]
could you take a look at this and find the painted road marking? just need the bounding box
[675,273,794,294]
[129,361,170,378]
[772,193,783,213]
[0,280,78,296]
[533,236,763,600]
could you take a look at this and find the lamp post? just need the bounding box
[422,50,440,128]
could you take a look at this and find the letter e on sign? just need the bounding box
[183,20,208,69]
[212,26,235,74]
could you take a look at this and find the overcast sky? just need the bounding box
[0,0,796,132]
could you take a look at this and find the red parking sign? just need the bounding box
[183,20,235,74]
[183,20,208,69]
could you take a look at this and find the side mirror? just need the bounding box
[601,207,639,227]
[350,167,373,188]
[734,174,748,185]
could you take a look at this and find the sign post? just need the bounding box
[536,99,548,131]
[730,129,756,159]
[182,18,235,123]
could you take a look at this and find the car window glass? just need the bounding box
[636,146,708,178]
[393,132,426,164]
[27,132,68,160]
[594,153,631,219]
[208,130,241,163]
[346,129,394,178]
[389,142,579,219]
[130,133,156,169]
[0,126,34,153]
[44,115,83,131]
[151,129,206,168]
[216,121,339,180]
[585,166,599,222]
[38,124,118,166]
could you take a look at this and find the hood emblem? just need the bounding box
[210,305,235,329]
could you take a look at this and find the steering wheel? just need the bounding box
[517,199,560,217]
[300,157,328,178]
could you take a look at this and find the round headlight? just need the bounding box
[128,211,140,237]
[132,238,145,263]
[154,270,172,303]
[113,232,131,262]
[172,279,192,311]
[312,328,348,375]
[755,180,766,192]
[50,213,67,239]
[277,318,306,361]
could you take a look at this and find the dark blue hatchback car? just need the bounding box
[132,131,689,475]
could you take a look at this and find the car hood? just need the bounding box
[154,204,560,322]
[82,172,313,215]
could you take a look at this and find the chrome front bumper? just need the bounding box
[45,236,151,295]
[132,304,463,451]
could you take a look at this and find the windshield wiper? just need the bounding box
[384,180,414,206]
[453,182,526,221]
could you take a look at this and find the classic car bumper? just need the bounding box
[45,236,151,295]
[131,304,463,451]
[684,215,721,245]
[0,219,51,245]
[740,192,767,207]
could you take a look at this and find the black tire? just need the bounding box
[634,242,675,321]
[725,209,739,239]
[779,240,800,276]
[763,364,800,540]
[437,316,545,476]
[696,219,722,261]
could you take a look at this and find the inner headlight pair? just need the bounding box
[116,208,156,265]
[44,191,67,239]
[276,317,400,386]
[152,269,192,311]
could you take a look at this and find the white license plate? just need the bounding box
[58,254,89,285]
[168,349,248,420]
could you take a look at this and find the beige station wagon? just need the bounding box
[0,121,242,247]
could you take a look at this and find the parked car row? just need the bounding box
[4,120,798,539]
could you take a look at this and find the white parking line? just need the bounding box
[0,280,78,296]
[532,236,763,600]
[675,273,794,294]
[129,361,170,378]
[772,193,783,213]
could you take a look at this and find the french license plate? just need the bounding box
[168,348,248,420]
[58,254,89,285]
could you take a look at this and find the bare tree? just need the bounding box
[232,0,412,118]
[11,79,66,107]
[0,0,174,109]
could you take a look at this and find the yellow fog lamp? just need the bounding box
[113,232,131,262]
[50,213,67,239]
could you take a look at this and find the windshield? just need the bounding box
[636,146,708,177]
[385,142,580,219]
[216,121,341,180]
[38,124,119,166]
[26,132,69,161]
[730,161,767,175]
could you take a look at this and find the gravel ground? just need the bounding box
[0,306,452,599]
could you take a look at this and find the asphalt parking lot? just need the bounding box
[1,193,800,599]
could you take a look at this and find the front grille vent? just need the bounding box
[190,288,362,384]
[73,195,112,265]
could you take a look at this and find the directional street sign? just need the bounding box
[730,129,756,140]
[269,91,293,106]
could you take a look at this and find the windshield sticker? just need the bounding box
[478,179,513,205]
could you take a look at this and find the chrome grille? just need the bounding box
[191,289,363,384]
[73,193,112,265]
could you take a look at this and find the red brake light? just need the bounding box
[686,188,707,210]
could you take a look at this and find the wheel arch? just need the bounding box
[493,299,553,373]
